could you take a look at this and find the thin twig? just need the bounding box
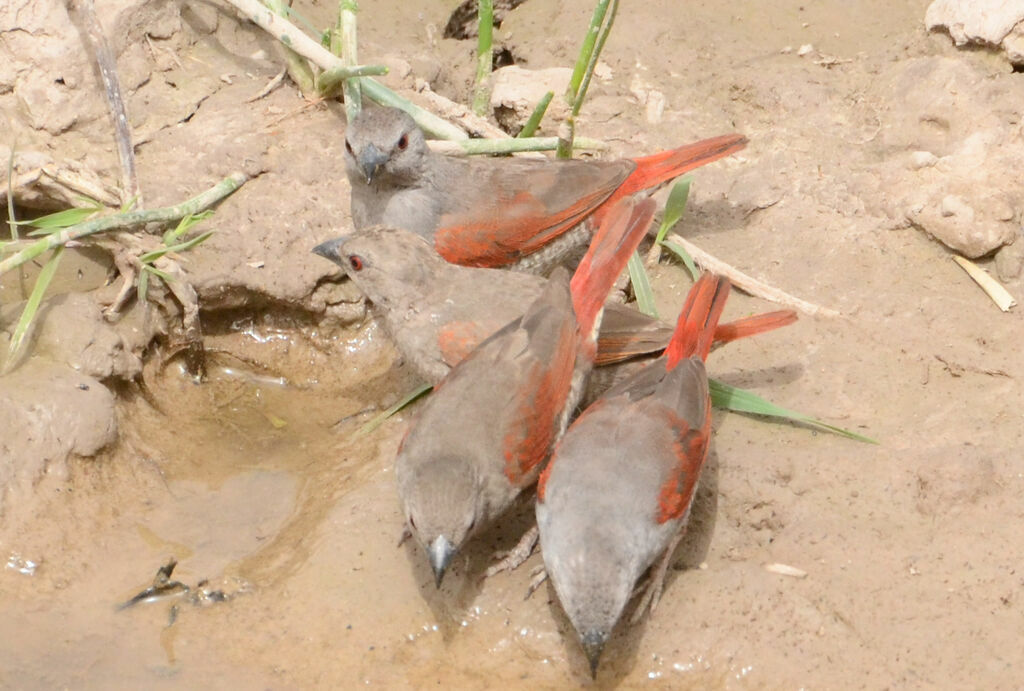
[664,232,840,318]
[70,0,141,206]
[246,68,287,102]
[0,173,249,276]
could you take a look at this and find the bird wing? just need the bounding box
[433,157,635,267]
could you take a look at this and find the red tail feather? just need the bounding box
[569,198,656,341]
[713,310,797,345]
[592,134,748,228]
[664,273,731,368]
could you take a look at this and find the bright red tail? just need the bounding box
[713,310,797,346]
[664,273,731,369]
[591,134,748,228]
[569,198,656,341]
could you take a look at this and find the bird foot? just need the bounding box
[524,564,548,600]
[631,530,685,624]
[484,525,539,579]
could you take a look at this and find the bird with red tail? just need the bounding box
[395,197,656,589]
[343,106,747,272]
[536,272,790,677]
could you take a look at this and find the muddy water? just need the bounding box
[0,305,744,688]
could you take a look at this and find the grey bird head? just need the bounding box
[398,455,482,588]
[311,226,444,311]
[342,106,428,187]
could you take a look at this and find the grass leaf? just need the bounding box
[20,206,102,230]
[626,249,658,318]
[518,91,553,138]
[6,246,64,365]
[654,176,692,244]
[661,239,699,282]
[142,231,215,263]
[357,382,433,437]
[709,378,877,443]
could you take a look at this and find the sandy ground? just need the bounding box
[2,0,1024,687]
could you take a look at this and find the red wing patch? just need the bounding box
[435,187,616,268]
[437,321,495,367]
[500,328,577,487]
[656,404,712,524]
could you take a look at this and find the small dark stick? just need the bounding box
[68,0,141,207]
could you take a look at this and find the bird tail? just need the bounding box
[594,134,747,220]
[712,310,797,347]
[664,273,731,368]
[569,197,656,342]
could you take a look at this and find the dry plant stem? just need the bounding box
[247,68,287,102]
[665,232,841,318]
[952,255,1016,311]
[471,0,494,116]
[70,0,141,206]
[428,136,607,156]
[264,0,315,94]
[220,0,467,140]
[317,64,388,99]
[338,0,362,122]
[0,172,248,276]
[409,83,510,139]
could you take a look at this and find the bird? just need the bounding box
[394,197,656,588]
[342,106,747,272]
[312,226,796,386]
[536,272,784,677]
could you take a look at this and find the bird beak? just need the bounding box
[580,629,608,679]
[358,144,388,184]
[428,535,456,588]
[312,237,344,262]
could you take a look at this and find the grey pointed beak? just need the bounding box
[580,629,608,678]
[428,535,456,589]
[358,143,388,184]
[312,237,344,262]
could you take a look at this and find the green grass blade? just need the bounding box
[472,0,494,116]
[517,91,553,138]
[709,378,877,443]
[6,246,64,364]
[654,176,692,244]
[142,231,215,263]
[626,250,658,318]
[162,211,214,244]
[357,382,433,437]
[661,239,699,282]
[19,206,102,230]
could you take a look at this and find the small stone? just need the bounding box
[908,150,939,169]
[941,194,974,221]
[798,44,814,56]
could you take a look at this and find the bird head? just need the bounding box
[312,226,441,311]
[399,455,482,588]
[342,106,427,186]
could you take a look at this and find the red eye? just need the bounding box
[349,255,364,271]
[397,133,408,151]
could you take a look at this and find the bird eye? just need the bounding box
[349,255,364,271]
[397,133,409,151]
[345,139,354,155]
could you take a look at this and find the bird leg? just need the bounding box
[631,529,686,624]
[484,524,539,579]
[524,564,548,600]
